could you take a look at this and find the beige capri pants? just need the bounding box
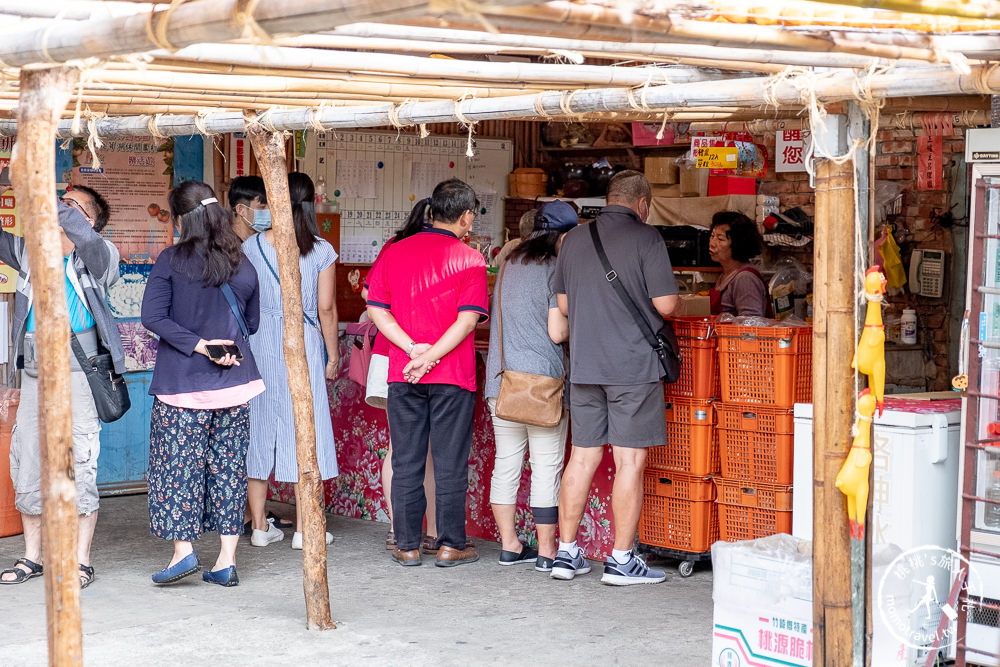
[9,372,101,516]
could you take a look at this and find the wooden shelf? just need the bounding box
[538,144,687,154]
[674,266,723,273]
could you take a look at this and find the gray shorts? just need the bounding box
[569,382,666,449]
[9,372,102,516]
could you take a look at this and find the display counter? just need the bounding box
[271,338,620,560]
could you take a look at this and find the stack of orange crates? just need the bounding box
[639,317,719,554]
[713,323,812,542]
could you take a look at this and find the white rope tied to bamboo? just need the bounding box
[655,111,674,141]
[558,90,580,119]
[453,94,477,158]
[533,93,554,118]
[146,114,168,140]
[852,64,887,152]
[258,107,278,133]
[932,45,971,76]
[233,0,273,45]
[194,110,219,137]
[307,102,330,134]
[974,62,1000,95]
[387,99,416,139]
[761,66,807,110]
[85,111,106,171]
[144,0,186,53]
[419,124,429,139]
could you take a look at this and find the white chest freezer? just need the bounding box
[792,398,961,552]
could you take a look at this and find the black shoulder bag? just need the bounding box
[588,222,681,383]
[71,334,131,423]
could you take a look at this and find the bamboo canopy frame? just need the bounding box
[8,0,1000,664]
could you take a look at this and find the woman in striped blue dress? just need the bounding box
[243,172,339,549]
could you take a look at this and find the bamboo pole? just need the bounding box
[325,22,919,69]
[9,65,82,667]
[802,0,1000,20]
[147,44,733,88]
[1,62,995,139]
[244,115,334,632]
[423,2,949,63]
[812,151,858,667]
[0,0,549,67]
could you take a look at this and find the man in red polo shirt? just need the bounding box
[366,178,488,568]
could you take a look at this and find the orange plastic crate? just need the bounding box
[639,471,718,553]
[714,477,793,542]
[716,404,795,484]
[716,324,812,407]
[648,397,718,475]
[665,316,719,399]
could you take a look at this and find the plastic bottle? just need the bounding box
[986,468,1000,529]
[900,308,918,344]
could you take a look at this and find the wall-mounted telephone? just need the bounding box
[909,249,946,297]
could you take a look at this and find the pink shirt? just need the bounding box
[158,379,266,410]
[366,227,488,391]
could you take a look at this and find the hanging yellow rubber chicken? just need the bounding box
[851,266,887,415]
[835,388,878,540]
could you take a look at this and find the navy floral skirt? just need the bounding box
[147,399,250,541]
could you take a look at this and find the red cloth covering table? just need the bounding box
[271,341,618,560]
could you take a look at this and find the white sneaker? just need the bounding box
[250,522,285,547]
[600,551,666,586]
[291,531,334,550]
[550,548,591,580]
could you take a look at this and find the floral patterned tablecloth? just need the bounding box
[272,341,617,560]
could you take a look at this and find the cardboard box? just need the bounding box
[644,157,679,184]
[680,294,711,316]
[712,535,814,667]
[708,175,756,197]
[679,164,709,197]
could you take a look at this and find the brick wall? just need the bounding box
[754,126,964,391]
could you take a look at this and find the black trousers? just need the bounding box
[387,382,476,551]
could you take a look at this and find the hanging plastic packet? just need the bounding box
[876,224,907,291]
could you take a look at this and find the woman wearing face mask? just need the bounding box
[228,176,270,242]
[241,172,339,549]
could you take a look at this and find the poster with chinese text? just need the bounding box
[72,136,173,262]
[776,129,809,172]
[0,137,21,293]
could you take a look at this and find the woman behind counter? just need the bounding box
[708,211,771,318]
[142,180,263,587]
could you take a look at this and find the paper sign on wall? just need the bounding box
[0,137,20,293]
[696,146,738,169]
[776,129,810,173]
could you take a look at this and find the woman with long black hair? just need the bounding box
[142,180,262,587]
[243,172,339,550]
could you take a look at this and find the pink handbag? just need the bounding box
[345,321,378,386]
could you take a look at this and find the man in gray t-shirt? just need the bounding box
[550,170,679,586]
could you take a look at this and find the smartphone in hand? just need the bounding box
[205,344,244,361]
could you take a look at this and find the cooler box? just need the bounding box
[0,388,22,537]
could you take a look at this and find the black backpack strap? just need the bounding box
[588,222,659,348]
[220,283,249,339]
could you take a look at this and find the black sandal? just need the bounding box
[79,564,95,589]
[0,557,43,584]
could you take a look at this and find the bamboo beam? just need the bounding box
[326,23,917,69]
[420,2,948,63]
[243,116,334,632]
[812,153,858,667]
[2,62,996,138]
[0,0,549,68]
[0,0,152,20]
[802,0,1000,20]
[149,44,733,87]
[10,65,82,667]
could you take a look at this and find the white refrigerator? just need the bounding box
[793,399,962,665]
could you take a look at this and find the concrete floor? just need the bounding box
[0,495,714,666]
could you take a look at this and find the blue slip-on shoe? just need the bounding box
[151,552,201,585]
[600,551,666,586]
[549,549,591,581]
[202,566,239,587]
